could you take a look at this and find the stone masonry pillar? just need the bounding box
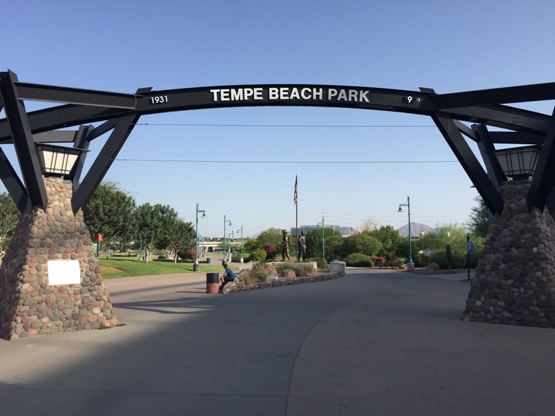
[464,181,555,327]
[0,178,118,340]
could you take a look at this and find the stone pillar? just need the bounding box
[464,181,555,327]
[0,178,118,340]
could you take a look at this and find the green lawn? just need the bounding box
[99,256,224,279]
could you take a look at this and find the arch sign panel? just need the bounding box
[137,84,429,119]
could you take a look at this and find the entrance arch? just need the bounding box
[1,76,553,216]
[1,70,555,337]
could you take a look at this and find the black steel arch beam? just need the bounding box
[437,104,550,136]
[0,147,27,212]
[67,124,94,188]
[71,87,152,214]
[428,82,555,109]
[527,105,555,211]
[15,82,140,109]
[0,70,47,210]
[488,131,544,145]
[433,114,503,215]
[0,84,552,143]
[472,124,506,186]
[421,87,504,215]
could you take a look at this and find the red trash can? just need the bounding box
[206,272,220,294]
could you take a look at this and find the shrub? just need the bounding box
[177,249,195,261]
[345,253,374,267]
[262,244,277,260]
[231,251,248,263]
[371,256,386,267]
[296,264,314,276]
[316,258,329,270]
[275,262,315,277]
[276,262,296,277]
[242,261,268,283]
[427,250,481,269]
[250,248,267,263]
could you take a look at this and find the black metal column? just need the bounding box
[429,113,503,215]
[0,70,47,210]
[71,88,150,213]
[527,105,555,211]
[0,147,28,212]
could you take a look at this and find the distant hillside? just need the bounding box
[397,223,435,237]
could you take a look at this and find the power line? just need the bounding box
[135,123,435,128]
[114,159,457,164]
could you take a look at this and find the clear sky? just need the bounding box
[1,0,554,238]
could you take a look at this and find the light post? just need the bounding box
[194,203,206,272]
[229,230,235,260]
[398,196,414,271]
[237,226,244,263]
[317,211,326,260]
[223,215,232,265]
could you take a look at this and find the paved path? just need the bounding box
[1,268,555,415]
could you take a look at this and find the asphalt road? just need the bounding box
[1,268,555,415]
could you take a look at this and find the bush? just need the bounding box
[177,249,195,261]
[371,256,386,267]
[242,261,268,283]
[345,253,374,267]
[427,250,481,269]
[262,244,277,260]
[276,262,296,277]
[316,258,329,270]
[250,248,267,263]
[275,262,315,277]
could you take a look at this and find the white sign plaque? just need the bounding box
[48,260,81,286]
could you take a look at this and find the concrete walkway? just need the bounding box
[1,268,555,415]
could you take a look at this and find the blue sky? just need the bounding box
[2,0,554,237]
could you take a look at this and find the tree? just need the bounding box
[418,223,469,253]
[359,217,378,232]
[243,238,259,254]
[257,228,283,251]
[306,228,343,261]
[157,218,195,263]
[369,225,403,266]
[135,203,180,262]
[83,181,136,251]
[342,231,382,258]
[0,192,21,261]
[467,196,490,238]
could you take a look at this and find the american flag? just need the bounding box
[294,176,298,205]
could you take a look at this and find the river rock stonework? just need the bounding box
[464,180,555,327]
[0,178,118,340]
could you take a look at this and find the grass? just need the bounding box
[99,255,224,279]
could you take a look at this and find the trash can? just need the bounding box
[206,258,211,264]
[206,272,220,294]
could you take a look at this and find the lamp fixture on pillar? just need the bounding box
[494,145,541,181]
[35,144,88,177]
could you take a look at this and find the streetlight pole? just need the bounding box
[398,196,414,271]
[237,226,244,263]
[223,215,232,265]
[317,210,326,261]
[194,203,206,272]
[229,230,235,260]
